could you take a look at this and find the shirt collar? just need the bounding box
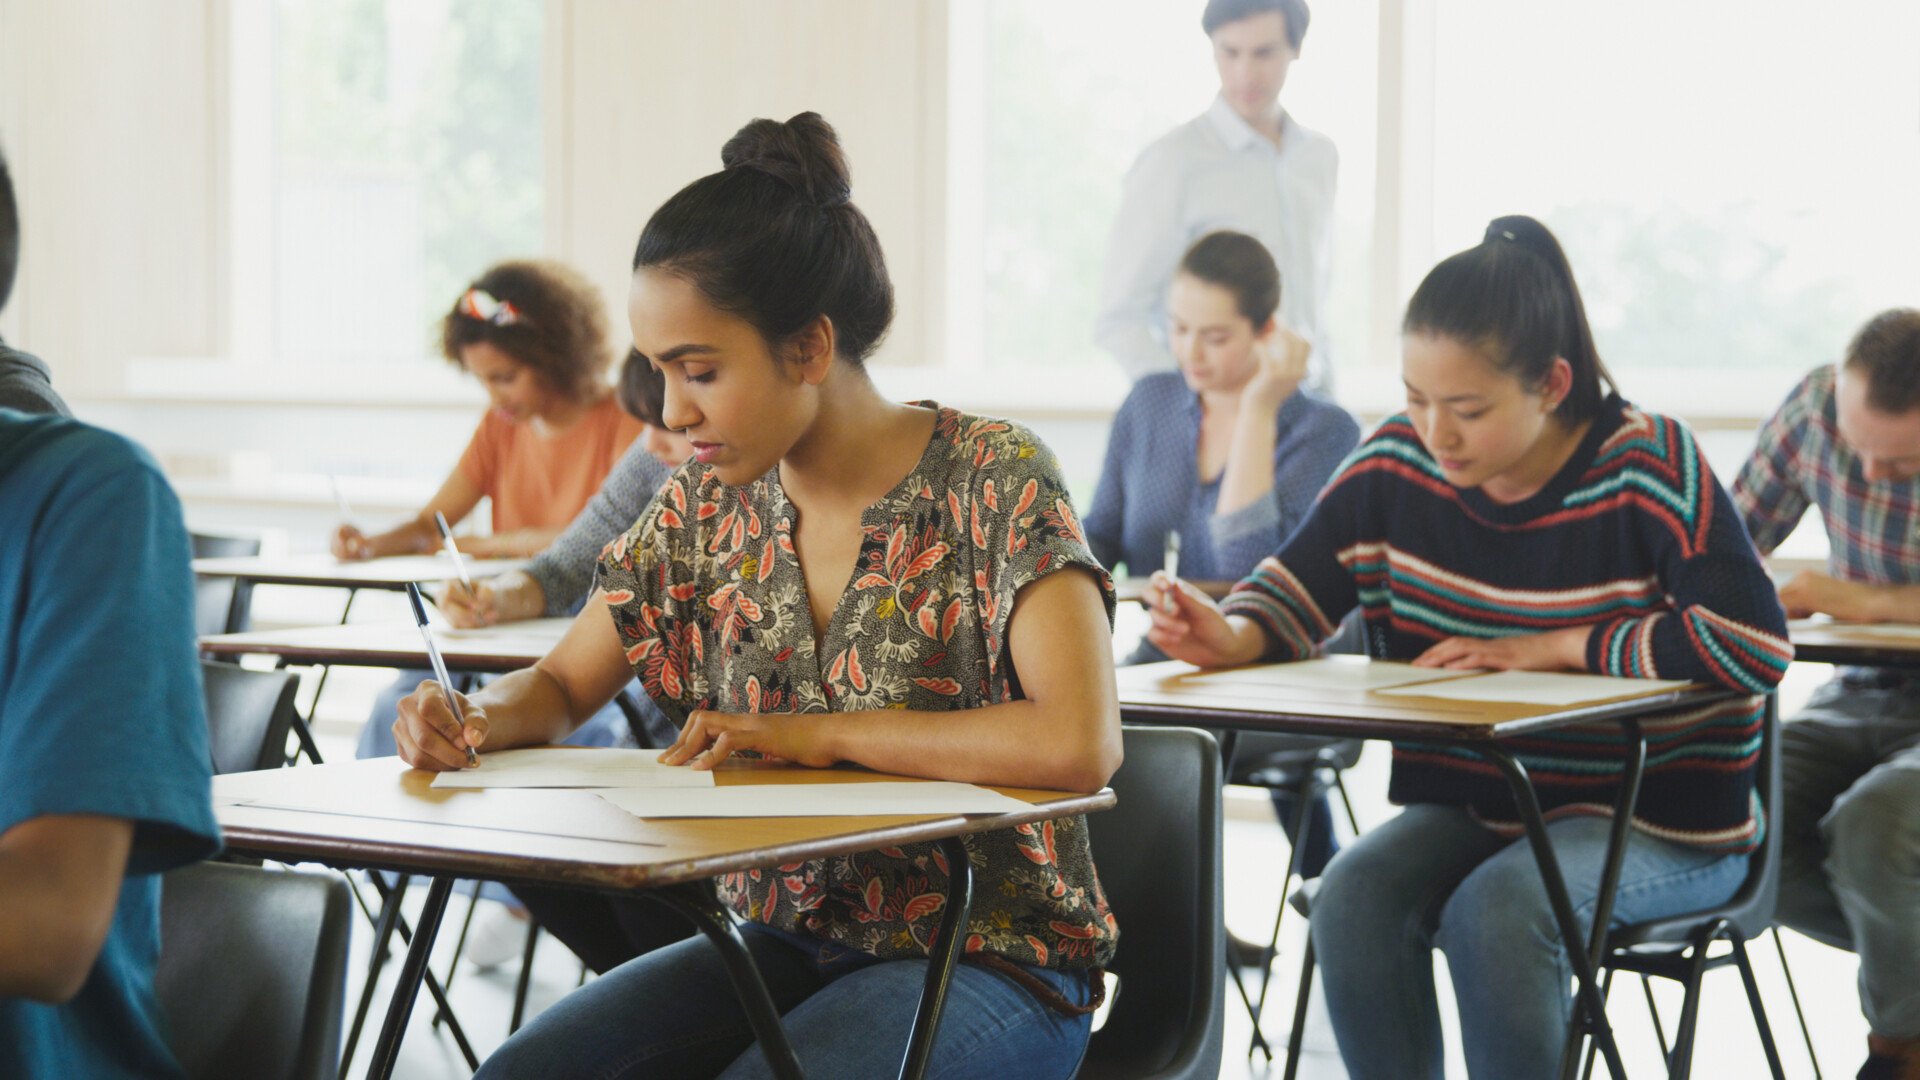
[1204,95,1290,154]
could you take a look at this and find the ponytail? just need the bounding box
[1403,214,1614,421]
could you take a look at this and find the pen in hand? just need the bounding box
[433,511,474,599]
[405,582,479,768]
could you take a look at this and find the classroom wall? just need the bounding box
[0,0,223,397]
[546,0,947,369]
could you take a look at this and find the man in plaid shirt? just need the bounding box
[1734,308,1920,1080]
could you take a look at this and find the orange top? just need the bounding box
[456,394,643,533]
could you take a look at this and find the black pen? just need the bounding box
[405,582,478,768]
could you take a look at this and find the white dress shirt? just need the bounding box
[1095,97,1339,387]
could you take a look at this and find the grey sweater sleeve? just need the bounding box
[0,344,71,417]
[524,441,671,616]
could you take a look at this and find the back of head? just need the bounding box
[0,144,19,316]
[1201,0,1310,48]
[1179,230,1281,328]
[440,259,611,401]
[633,112,894,365]
[1403,214,1614,421]
[1843,308,1920,414]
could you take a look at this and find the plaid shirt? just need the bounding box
[1733,365,1920,583]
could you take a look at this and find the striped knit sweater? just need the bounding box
[1219,394,1792,852]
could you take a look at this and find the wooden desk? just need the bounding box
[191,552,531,591]
[1788,617,1920,670]
[201,618,571,674]
[216,757,1114,1080]
[1112,577,1234,605]
[1117,659,1729,1080]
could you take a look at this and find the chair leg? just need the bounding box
[1332,767,1361,835]
[1281,935,1316,1080]
[431,880,485,1028]
[509,920,541,1034]
[1580,967,1617,1080]
[1732,938,1787,1080]
[1770,927,1823,1080]
[1247,768,1318,1053]
[1641,973,1670,1061]
[1666,922,1722,1080]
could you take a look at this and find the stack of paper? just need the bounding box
[430,748,1031,820]
[1373,670,1691,706]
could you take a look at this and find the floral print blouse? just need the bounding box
[598,404,1119,970]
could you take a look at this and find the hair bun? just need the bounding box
[720,112,853,209]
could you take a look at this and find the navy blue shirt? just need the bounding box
[0,409,221,1079]
[1085,371,1360,581]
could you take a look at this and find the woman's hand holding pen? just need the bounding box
[658,710,842,771]
[332,523,372,561]
[1142,570,1265,667]
[394,679,490,771]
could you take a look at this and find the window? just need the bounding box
[946,0,1379,388]
[1425,0,1920,413]
[233,0,543,366]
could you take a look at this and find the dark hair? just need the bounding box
[0,144,18,314]
[1842,308,1920,414]
[1178,230,1281,328]
[616,346,666,426]
[1402,214,1615,422]
[632,112,894,366]
[439,259,611,403]
[1202,0,1310,49]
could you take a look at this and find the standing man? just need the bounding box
[1096,0,1338,388]
[1733,308,1920,1080]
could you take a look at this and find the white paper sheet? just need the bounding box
[1191,657,1476,692]
[430,747,716,789]
[1790,617,1920,641]
[1373,669,1691,706]
[596,781,1034,819]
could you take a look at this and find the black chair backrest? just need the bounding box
[156,861,351,1080]
[191,532,260,637]
[1076,726,1224,1080]
[1610,696,1783,946]
[200,660,300,774]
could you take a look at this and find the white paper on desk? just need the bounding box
[596,781,1033,819]
[430,748,715,789]
[1192,657,1473,692]
[1373,670,1690,706]
[1790,617,1920,641]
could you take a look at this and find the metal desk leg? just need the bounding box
[341,872,479,1074]
[1481,748,1630,1080]
[367,875,458,1080]
[1562,719,1647,1078]
[652,884,806,1080]
[897,836,975,1080]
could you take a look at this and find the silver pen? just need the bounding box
[433,511,474,599]
[405,582,478,768]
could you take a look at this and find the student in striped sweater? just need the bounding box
[1142,215,1791,1079]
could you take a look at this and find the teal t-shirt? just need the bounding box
[0,409,221,1079]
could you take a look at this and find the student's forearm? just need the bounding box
[1856,583,1920,623]
[469,665,596,749]
[1216,408,1282,516]
[365,516,436,557]
[818,698,1121,794]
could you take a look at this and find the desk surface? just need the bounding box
[1788,617,1920,669]
[191,553,530,589]
[214,757,1113,892]
[1115,659,1721,741]
[200,618,571,672]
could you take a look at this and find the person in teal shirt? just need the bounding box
[0,357,220,1080]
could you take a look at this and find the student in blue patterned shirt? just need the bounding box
[1732,308,1920,1080]
[1143,215,1791,1079]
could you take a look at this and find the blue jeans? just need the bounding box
[475,924,1096,1079]
[1777,675,1920,1038]
[1311,804,1749,1079]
